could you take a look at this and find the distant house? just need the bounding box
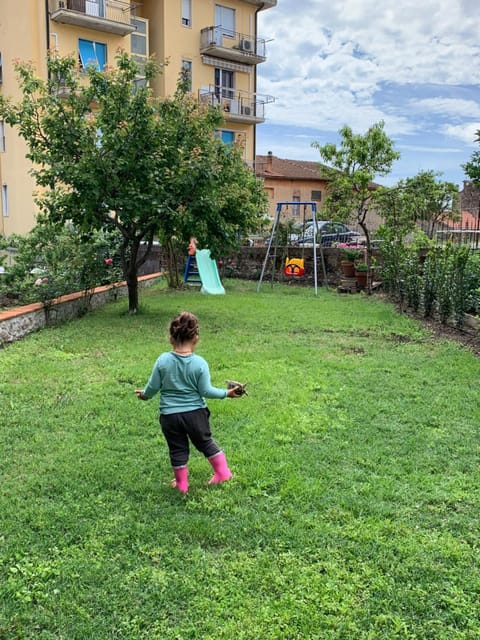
[255,152,331,223]
[255,151,383,232]
[459,181,480,220]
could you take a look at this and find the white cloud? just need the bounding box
[443,122,480,145]
[408,98,480,120]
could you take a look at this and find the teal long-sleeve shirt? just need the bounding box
[141,352,227,414]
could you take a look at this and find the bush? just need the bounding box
[0,223,123,317]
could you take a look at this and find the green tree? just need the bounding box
[374,172,451,297]
[154,80,267,286]
[463,129,480,183]
[402,170,459,239]
[0,53,266,311]
[312,121,400,292]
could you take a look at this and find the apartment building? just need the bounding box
[0,0,276,237]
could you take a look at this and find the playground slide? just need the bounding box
[195,249,225,295]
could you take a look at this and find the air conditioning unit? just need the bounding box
[242,105,252,116]
[240,39,254,52]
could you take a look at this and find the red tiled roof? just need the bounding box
[255,154,331,180]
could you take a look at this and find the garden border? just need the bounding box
[0,273,162,346]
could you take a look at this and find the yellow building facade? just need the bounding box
[0,0,276,237]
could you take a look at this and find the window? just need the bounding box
[2,185,8,217]
[215,130,235,145]
[311,190,322,202]
[182,0,192,27]
[181,60,192,92]
[215,4,235,38]
[292,194,300,218]
[85,0,105,18]
[0,121,5,152]
[131,17,148,86]
[78,39,107,70]
[0,52,3,84]
[215,68,234,102]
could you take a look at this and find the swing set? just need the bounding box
[257,201,328,295]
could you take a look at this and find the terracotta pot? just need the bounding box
[341,261,355,277]
[355,269,368,288]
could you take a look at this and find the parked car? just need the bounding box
[292,221,361,247]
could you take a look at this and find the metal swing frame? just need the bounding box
[257,201,328,295]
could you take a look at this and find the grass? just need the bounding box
[1,278,479,639]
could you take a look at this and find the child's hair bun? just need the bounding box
[170,311,199,343]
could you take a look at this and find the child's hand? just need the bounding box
[226,381,248,397]
[135,389,147,400]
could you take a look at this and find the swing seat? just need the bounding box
[284,257,305,277]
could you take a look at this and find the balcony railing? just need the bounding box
[200,27,267,65]
[50,0,136,36]
[199,86,274,124]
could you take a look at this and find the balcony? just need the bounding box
[242,0,277,7]
[50,0,136,36]
[200,27,267,65]
[199,86,274,124]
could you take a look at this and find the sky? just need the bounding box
[256,0,480,187]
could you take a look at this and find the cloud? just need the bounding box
[443,122,480,145]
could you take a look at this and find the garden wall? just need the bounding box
[0,274,161,346]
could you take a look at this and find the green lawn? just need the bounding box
[1,279,479,639]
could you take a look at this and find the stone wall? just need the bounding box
[0,274,161,346]
[217,246,366,286]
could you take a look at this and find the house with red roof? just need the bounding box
[255,152,383,232]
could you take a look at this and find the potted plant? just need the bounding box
[339,246,363,277]
[354,262,368,288]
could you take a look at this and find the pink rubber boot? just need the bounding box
[208,452,232,484]
[172,466,189,493]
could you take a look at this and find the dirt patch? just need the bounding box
[417,316,480,357]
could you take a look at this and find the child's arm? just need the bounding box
[135,358,162,400]
[197,364,243,399]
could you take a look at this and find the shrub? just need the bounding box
[0,223,123,318]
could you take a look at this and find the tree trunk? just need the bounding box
[166,238,181,288]
[121,237,140,314]
[359,219,372,295]
[126,271,138,313]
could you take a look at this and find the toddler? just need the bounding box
[135,311,241,493]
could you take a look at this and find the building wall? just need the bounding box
[0,0,50,236]
[263,178,329,223]
[0,0,274,237]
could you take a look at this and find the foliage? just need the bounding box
[0,222,122,320]
[354,262,368,272]
[382,242,476,327]
[403,250,422,312]
[450,245,471,326]
[338,245,363,262]
[402,170,460,238]
[1,281,480,638]
[462,129,480,183]
[265,220,301,246]
[312,122,400,292]
[464,251,480,315]
[153,79,267,286]
[422,248,438,319]
[0,53,267,310]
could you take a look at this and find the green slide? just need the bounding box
[195,249,226,295]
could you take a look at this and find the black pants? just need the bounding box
[159,408,221,467]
